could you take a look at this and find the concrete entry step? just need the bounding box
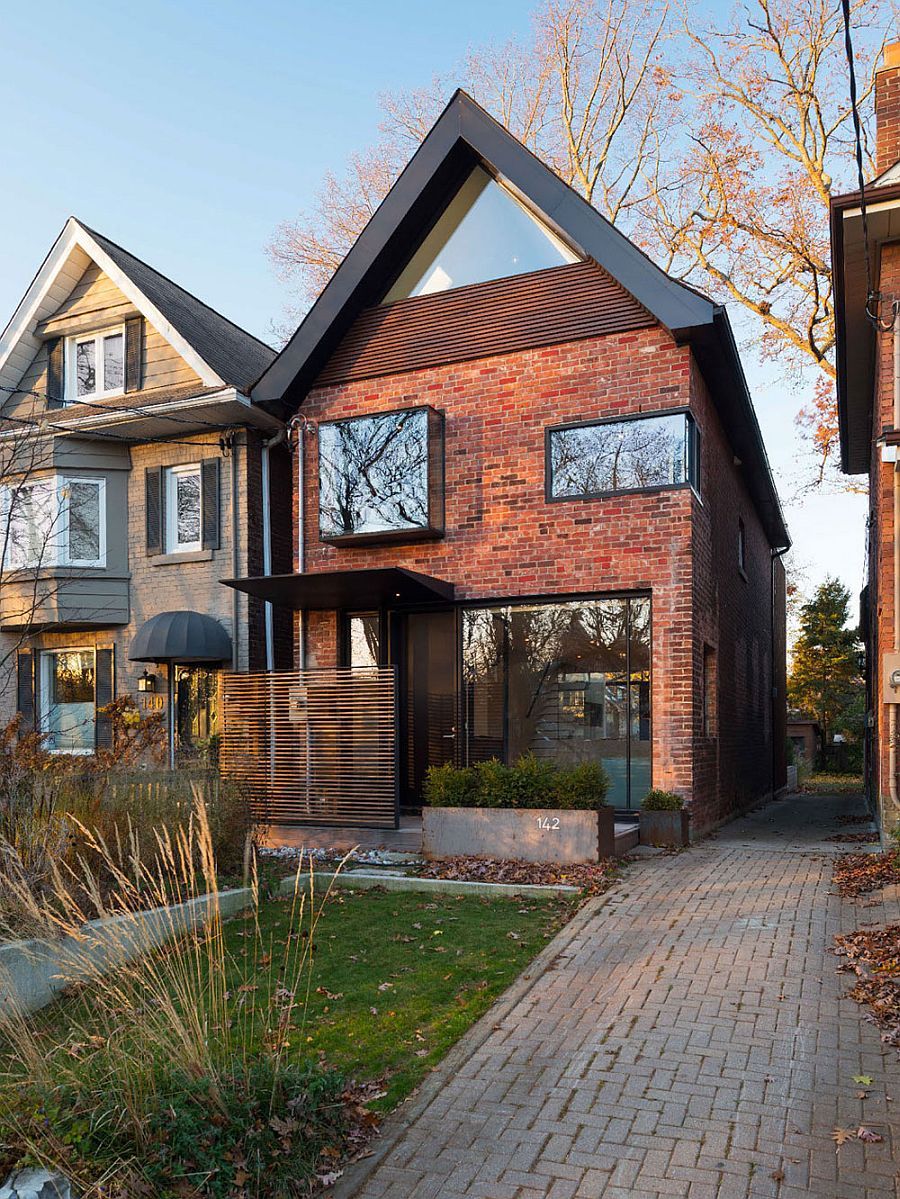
[614,821,640,856]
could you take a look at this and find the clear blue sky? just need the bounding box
[0,0,865,616]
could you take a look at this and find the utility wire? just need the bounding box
[841,0,894,331]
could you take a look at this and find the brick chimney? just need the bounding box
[876,42,900,174]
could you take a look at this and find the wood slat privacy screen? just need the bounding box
[219,667,399,828]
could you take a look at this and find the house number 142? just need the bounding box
[535,816,561,830]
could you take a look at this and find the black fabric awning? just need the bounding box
[129,610,233,663]
[223,567,455,611]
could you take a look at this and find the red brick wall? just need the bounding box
[292,321,782,832]
[877,49,900,172]
[870,244,900,827]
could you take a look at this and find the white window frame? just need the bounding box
[61,476,107,568]
[64,325,126,403]
[0,475,106,570]
[39,647,96,756]
[165,463,203,554]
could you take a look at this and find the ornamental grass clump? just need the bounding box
[0,793,352,1197]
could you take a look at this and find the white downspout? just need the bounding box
[261,427,287,671]
[890,305,900,815]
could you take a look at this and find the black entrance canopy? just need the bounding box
[223,567,455,610]
[129,610,233,664]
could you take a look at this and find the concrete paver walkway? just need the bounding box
[337,792,900,1199]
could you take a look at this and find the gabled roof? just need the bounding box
[0,218,275,401]
[252,90,788,550]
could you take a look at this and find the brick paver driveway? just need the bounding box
[335,791,900,1199]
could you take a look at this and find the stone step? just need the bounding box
[614,822,640,856]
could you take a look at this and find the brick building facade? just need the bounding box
[238,92,789,835]
[834,42,900,831]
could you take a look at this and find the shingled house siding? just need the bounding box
[295,319,782,833]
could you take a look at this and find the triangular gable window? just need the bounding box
[384,167,580,303]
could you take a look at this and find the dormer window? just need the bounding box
[65,327,125,402]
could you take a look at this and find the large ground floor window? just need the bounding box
[461,596,650,809]
[40,648,96,754]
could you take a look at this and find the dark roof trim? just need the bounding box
[686,309,789,549]
[251,90,714,409]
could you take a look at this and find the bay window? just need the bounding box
[1,476,105,570]
[548,411,700,500]
[318,406,444,543]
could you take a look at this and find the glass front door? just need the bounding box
[403,610,457,804]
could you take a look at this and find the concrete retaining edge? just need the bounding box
[0,886,253,1017]
[278,870,581,900]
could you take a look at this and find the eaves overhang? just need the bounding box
[831,182,900,475]
[680,309,790,551]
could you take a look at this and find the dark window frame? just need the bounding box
[544,407,701,503]
[318,404,445,546]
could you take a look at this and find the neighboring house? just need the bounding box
[833,41,900,830]
[787,717,821,769]
[231,91,790,836]
[0,219,292,763]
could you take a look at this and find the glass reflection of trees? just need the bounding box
[462,597,651,808]
[319,409,430,537]
[550,413,693,497]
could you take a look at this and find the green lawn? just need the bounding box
[229,888,577,1108]
[0,887,579,1193]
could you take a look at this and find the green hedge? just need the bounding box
[641,788,684,811]
[424,753,609,811]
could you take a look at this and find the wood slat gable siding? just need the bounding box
[2,263,203,420]
[315,261,656,387]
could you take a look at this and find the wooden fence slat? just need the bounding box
[218,667,399,829]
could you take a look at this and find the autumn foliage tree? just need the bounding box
[269,0,894,486]
[788,577,864,747]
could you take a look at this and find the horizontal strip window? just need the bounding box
[547,411,700,501]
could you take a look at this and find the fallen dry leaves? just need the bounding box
[834,922,900,1047]
[833,853,900,898]
[415,856,617,896]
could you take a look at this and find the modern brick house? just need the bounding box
[0,219,292,764]
[833,42,900,831]
[232,92,789,836]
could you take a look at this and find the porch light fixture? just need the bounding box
[138,669,157,693]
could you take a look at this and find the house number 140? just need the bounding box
[535,816,561,830]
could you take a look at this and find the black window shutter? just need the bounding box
[125,317,144,393]
[46,338,64,408]
[201,458,220,550]
[16,650,34,730]
[95,647,114,751]
[145,466,163,555]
